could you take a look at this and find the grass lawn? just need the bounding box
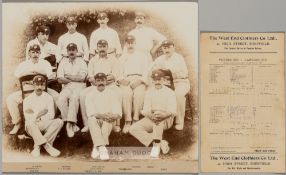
[4,106,196,161]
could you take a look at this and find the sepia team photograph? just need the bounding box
[2,1,198,173]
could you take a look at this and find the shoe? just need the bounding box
[160,140,170,154]
[72,124,80,132]
[81,126,89,133]
[31,145,40,157]
[91,146,100,159]
[9,123,21,135]
[113,125,121,133]
[99,146,109,160]
[122,123,131,134]
[66,123,74,138]
[150,143,160,158]
[175,123,184,130]
[43,143,60,157]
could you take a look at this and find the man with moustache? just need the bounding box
[118,35,150,134]
[128,11,166,63]
[79,39,122,133]
[57,43,88,137]
[129,69,177,158]
[89,12,122,58]
[151,40,190,130]
[6,44,59,135]
[23,75,63,157]
[25,25,61,66]
[86,73,122,160]
[58,16,89,62]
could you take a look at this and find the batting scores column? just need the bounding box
[200,32,285,173]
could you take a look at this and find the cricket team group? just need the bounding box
[6,11,191,160]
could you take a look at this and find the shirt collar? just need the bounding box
[67,31,78,36]
[135,25,145,30]
[97,54,108,60]
[95,87,107,93]
[68,57,77,64]
[99,26,110,30]
[28,58,40,65]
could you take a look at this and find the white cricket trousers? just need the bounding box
[174,80,190,126]
[129,116,174,146]
[57,86,85,123]
[120,75,146,122]
[88,117,113,147]
[25,118,63,146]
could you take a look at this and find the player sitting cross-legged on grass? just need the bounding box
[85,73,122,160]
[23,75,63,158]
[129,69,177,158]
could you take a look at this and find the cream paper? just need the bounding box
[200,32,285,172]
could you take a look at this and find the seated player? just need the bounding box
[129,69,177,158]
[23,75,63,157]
[80,39,122,133]
[57,43,87,137]
[6,44,59,135]
[151,40,190,130]
[85,73,122,160]
[118,35,149,134]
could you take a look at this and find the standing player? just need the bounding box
[6,44,59,135]
[151,40,190,130]
[89,12,122,58]
[129,69,177,158]
[57,16,89,62]
[79,39,122,133]
[23,75,63,157]
[118,35,149,133]
[86,73,122,160]
[25,25,61,65]
[57,43,88,137]
[128,11,166,63]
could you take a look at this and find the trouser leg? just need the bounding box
[47,88,59,111]
[6,91,22,125]
[152,122,164,141]
[67,88,82,123]
[108,84,122,126]
[42,119,64,145]
[25,121,47,146]
[174,82,190,125]
[101,121,113,145]
[79,87,94,126]
[133,84,146,121]
[57,88,72,121]
[121,86,132,122]
[129,117,154,146]
[88,117,106,147]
